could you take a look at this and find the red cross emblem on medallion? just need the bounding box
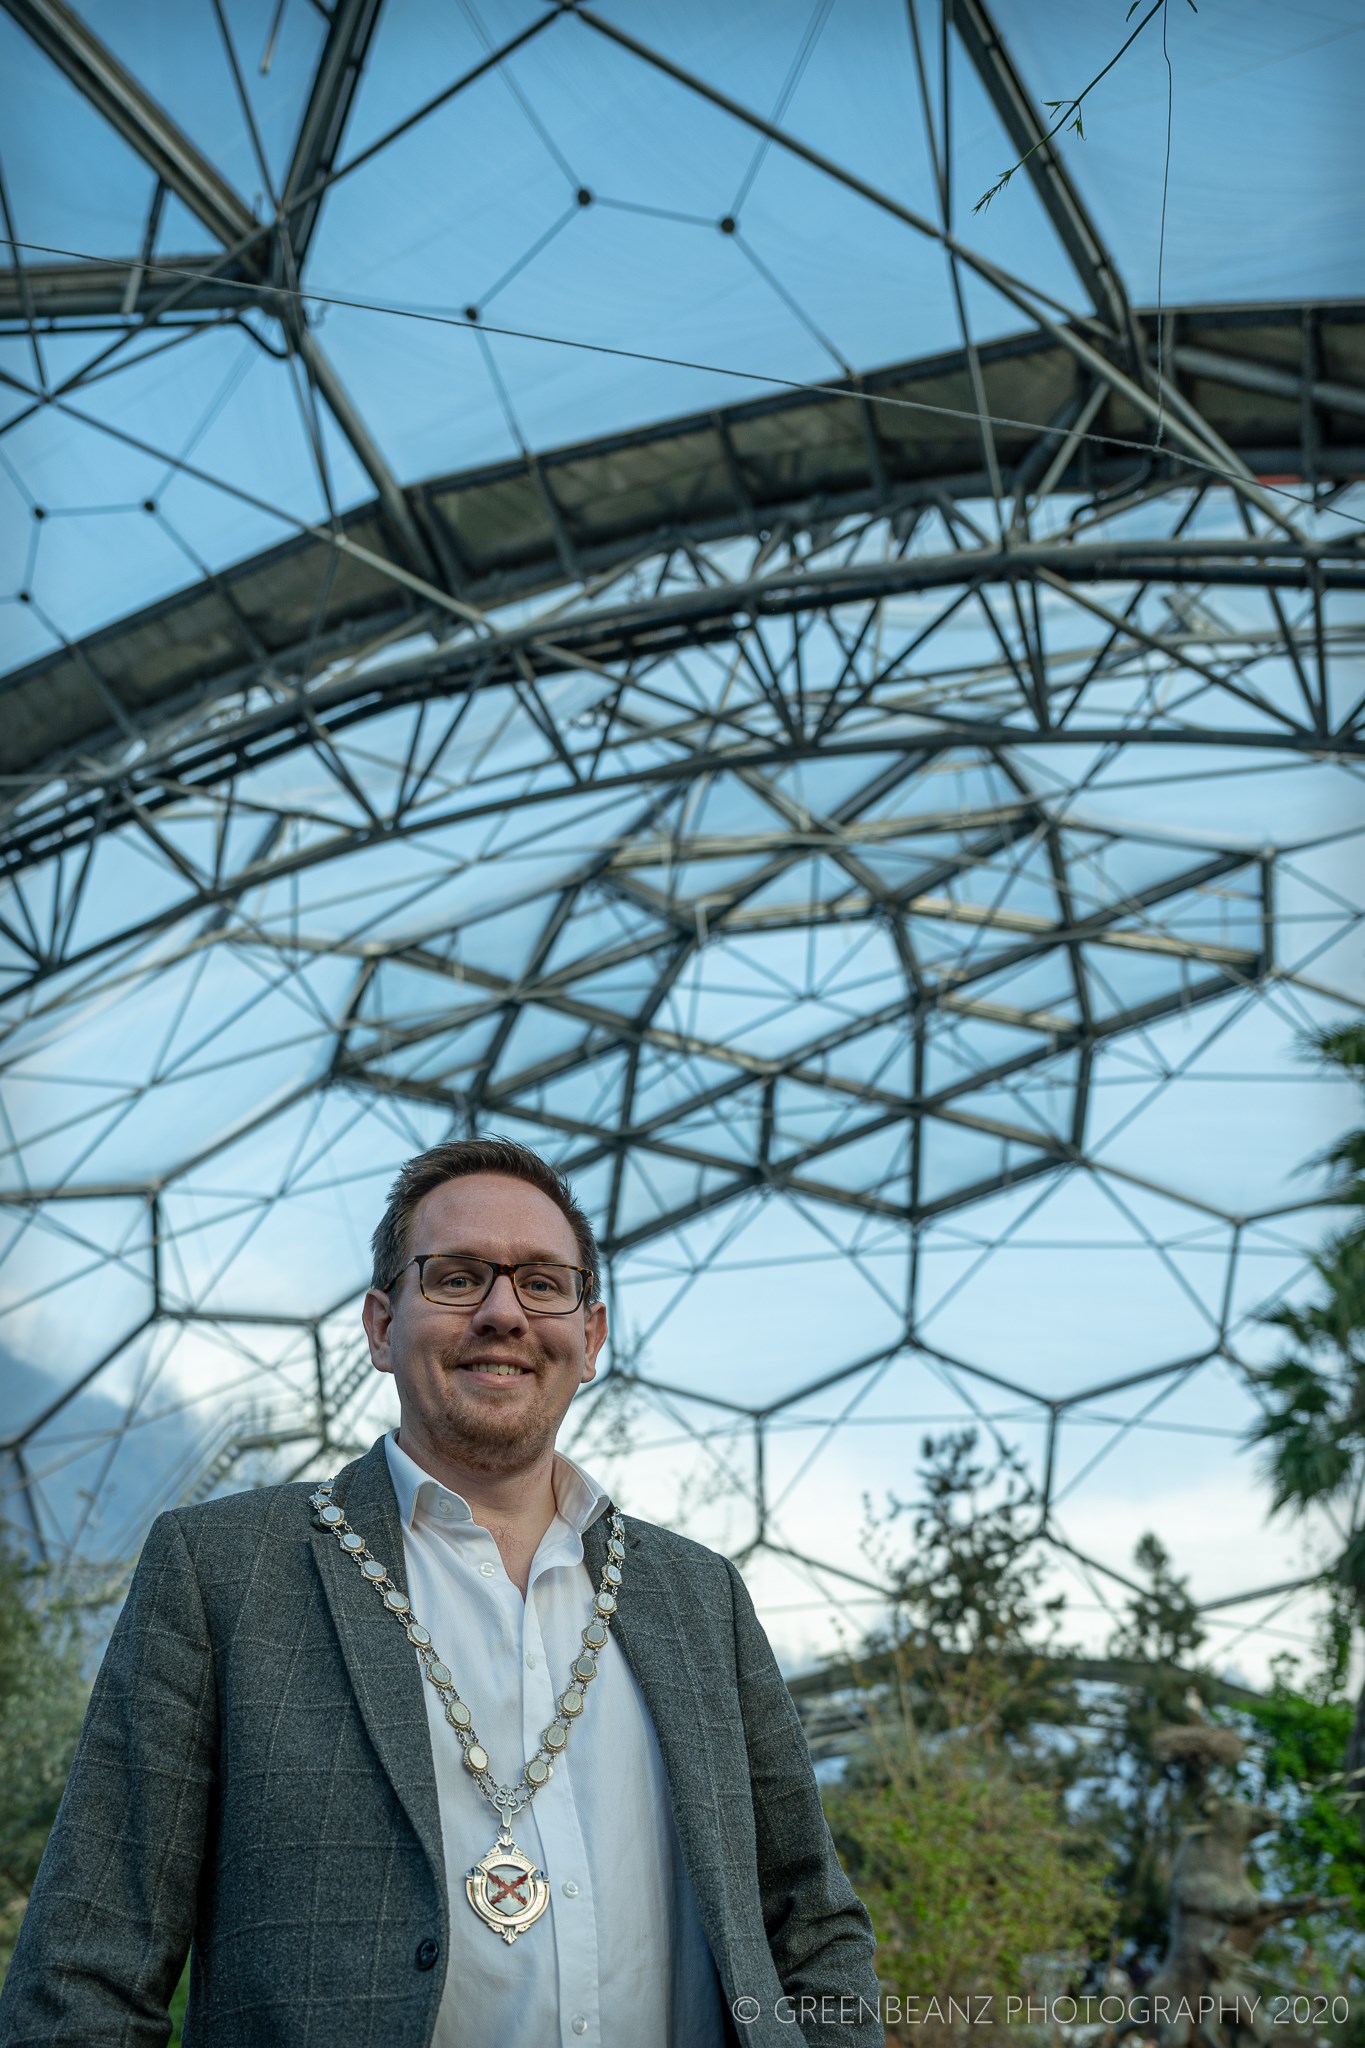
[485,1864,533,1912]
[466,1833,550,1944]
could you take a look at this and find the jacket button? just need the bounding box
[415,1937,440,1971]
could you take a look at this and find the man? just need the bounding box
[1,1138,881,2047]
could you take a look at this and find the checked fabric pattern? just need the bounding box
[0,1438,880,2048]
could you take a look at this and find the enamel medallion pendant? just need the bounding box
[466,1831,550,1944]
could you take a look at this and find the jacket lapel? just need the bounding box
[583,1512,738,1975]
[311,1437,447,1903]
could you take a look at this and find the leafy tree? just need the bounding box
[1249,1022,1365,1840]
[825,1656,1114,2046]
[1208,1628,1364,2045]
[874,1430,1067,1659]
[1243,1676,1365,1931]
[1,1544,192,2038]
[864,1430,1078,1746]
[1069,1531,1213,1970]
[0,1537,92,1980]
[860,1440,1220,1973]
[829,1434,1114,2037]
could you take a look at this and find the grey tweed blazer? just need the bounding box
[0,1438,880,2048]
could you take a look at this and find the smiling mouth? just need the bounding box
[457,1361,533,1378]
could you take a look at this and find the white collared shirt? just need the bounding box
[383,1432,727,2048]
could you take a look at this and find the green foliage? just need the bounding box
[1110,1531,1207,1668]
[1250,1020,1365,1842]
[1231,1616,1365,1978]
[1070,1532,1212,1967]
[0,1537,92,1979]
[1242,1680,1365,1925]
[850,1437,1196,2016]
[0,1543,193,2030]
[1252,1022,1365,1595]
[1256,1351,1358,1515]
[864,1441,1234,1974]
[168,1961,190,2047]
[825,1659,1114,2042]
[876,1430,1049,1650]
[866,1431,1077,1745]
[841,1421,1362,2024]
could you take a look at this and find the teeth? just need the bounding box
[467,1364,525,1376]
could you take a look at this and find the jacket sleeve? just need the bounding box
[726,1559,883,2048]
[0,1509,217,2046]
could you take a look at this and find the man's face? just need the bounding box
[362,1173,607,1474]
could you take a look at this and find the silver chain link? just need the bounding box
[309,1480,626,1820]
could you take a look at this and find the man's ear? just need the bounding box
[362,1287,396,1375]
[581,1298,608,1382]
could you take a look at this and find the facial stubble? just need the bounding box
[423,1332,574,1473]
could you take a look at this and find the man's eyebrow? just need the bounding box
[426,1246,582,1263]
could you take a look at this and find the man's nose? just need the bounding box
[471,1273,528,1329]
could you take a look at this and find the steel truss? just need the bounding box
[1,0,1363,1670]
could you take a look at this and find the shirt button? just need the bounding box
[562,1880,580,1898]
[571,2019,588,2037]
[479,1561,496,1578]
[526,1651,537,1669]
[436,1500,454,1519]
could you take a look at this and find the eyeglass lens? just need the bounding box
[418,1255,583,1314]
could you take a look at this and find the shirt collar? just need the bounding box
[384,1428,610,1537]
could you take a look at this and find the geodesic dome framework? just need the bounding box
[1,0,1363,1674]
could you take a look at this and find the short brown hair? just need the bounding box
[370,1136,601,1300]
